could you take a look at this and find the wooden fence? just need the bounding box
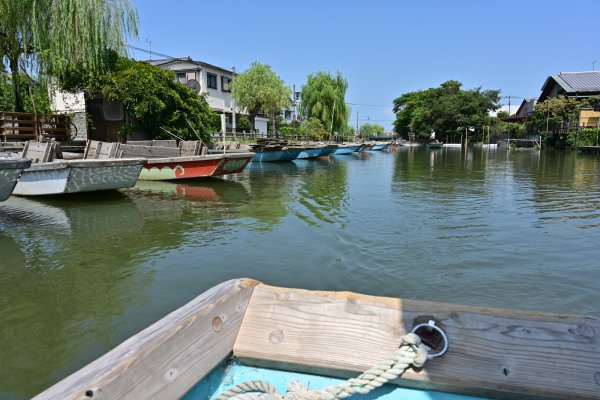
[0,111,72,142]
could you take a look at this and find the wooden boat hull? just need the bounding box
[251,148,302,162]
[333,144,363,154]
[296,145,337,159]
[34,279,600,400]
[0,157,31,201]
[426,143,444,148]
[13,159,145,196]
[139,153,253,180]
[370,144,387,151]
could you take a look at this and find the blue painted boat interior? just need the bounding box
[182,359,488,400]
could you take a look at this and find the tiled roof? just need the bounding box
[558,71,600,92]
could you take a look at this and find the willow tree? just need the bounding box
[0,0,138,111]
[300,71,350,134]
[230,62,290,135]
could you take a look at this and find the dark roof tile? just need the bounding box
[559,72,600,92]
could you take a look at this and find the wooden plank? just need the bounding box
[22,141,53,163]
[127,140,178,147]
[235,284,600,399]
[118,144,181,158]
[179,140,201,156]
[34,279,260,400]
[83,140,101,159]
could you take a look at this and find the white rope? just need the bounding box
[215,333,428,400]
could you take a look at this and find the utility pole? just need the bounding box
[356,111,359,137]
[145,38,152,60]
[231,66,236,134]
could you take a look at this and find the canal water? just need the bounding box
[1,147,599,399]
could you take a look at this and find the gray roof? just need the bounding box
[144,57,233,74]
[558,71,600,92]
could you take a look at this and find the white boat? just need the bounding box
[12,142,146,196]
[0,157,31,201]
[34,279,600,400]
[442,143,462,148]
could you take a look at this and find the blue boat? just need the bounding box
[34,279,596,400]
[333,144,363,154]
[297,145,338,159]
[251,148,302,162]
[369,142,392,151]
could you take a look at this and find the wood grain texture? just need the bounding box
[118,144,181,158]
[234,284,600,399]
[34,279,259,400]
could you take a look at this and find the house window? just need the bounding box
[284,110,292,120]
[207,73,218,89]
[221,76,231,92]
[176,72,187,84]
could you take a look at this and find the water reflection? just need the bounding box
[0,193,152,397]
[1,149,599,399]
[293,158,348,226]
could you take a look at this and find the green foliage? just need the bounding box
[63,54,217,140]
[0,72,50,113]
[359,123,384,136]
[230,62,290,130]
[566,128,600,148]
[300,71,350,134]
[392,80,501,141]
[236,115,252,132]
[0,0,138,111]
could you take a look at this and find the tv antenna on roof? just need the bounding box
[145,38,152,60]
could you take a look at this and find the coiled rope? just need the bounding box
[215,332,429,400]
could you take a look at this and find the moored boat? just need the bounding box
[443,143,462,148]
[296,144,338,159]
[251,147,303,162]
[426,141,444,148]
[0,157,31,201]
[94,141,254,180]
[33,278,600,400]
[12,142,145,196]
[333,143,363,154]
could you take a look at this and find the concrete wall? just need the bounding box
[48,88,87,139]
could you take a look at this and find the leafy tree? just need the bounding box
[63,53,218,141]
[0,72,50,113]
[0,0,138,111]
[230,62,290,135]
[300,71,350,135]
[393,80,500,141]
[359,123,384,136]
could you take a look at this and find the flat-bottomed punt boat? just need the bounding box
[33,279,600,400]
[12,142,145,196]
[0,157,31,201]
[89,140,254,180]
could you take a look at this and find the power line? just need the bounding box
[127,45,177,60]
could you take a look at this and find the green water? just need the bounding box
[1,147,599,399]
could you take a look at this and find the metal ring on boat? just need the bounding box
[411,320,449,359]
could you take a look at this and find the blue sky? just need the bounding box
[131,0,600,131]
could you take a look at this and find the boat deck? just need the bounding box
[182,360,484,400]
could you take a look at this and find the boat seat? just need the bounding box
[21,141,55,163]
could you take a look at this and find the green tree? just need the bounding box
[230,62,290,136]
[393,80,500,141]
[359,122,384,136]
[0,0,138,111]
[63,53,218,141]
[300,71,350,135]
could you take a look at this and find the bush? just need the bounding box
[566,128,599,148]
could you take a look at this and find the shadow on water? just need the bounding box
[0,192,156,398]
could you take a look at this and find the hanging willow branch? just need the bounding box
[0,0,138,111]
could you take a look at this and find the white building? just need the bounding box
[147,57,269,134]
[48,86,87,139]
